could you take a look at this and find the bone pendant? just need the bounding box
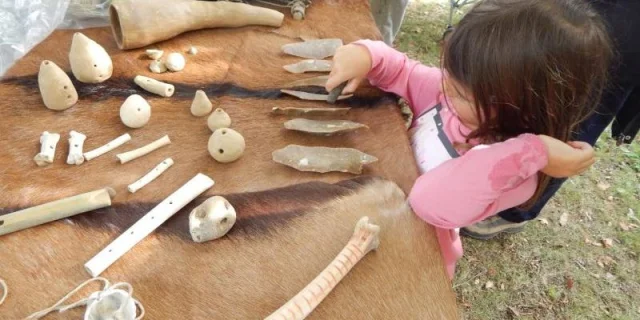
[281,75,329,88]
[83,133,132,161]
[34,131,60,166]
[265,216,380,320]
[189,196,236,243]
[272,145,378,174]
[149,59,167,73]
[116,135,171,164]
[207,108,232,131]
[208,128,245,163]
[120,94,152,128]
[281,39,343,60]
[128,158,174,193]
[69,32,113,83]
[191,90,213,117]
[145,49,164,60]
[281,89,352,101]
[67,130,86,165]
[134,75,175,97]
[165,52,185,72]
[284,119,368,135]
[37,60,78,111]
[283,60,332,74]
[272,106,350,117]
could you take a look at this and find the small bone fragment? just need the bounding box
[282,38,343,59]
[191,90,213,117]
[283,59,332,74]
[149,59,167,73]
[272,145,378,174]
[69,32,113,83]
[0,187,115,237]
[134,75,175,97]
[189,196,236,243]
[120,94,152,128]
[37,60,78,111]
[188,46,198,55]
[207,108,232,131]
[281,89,352,101]
[34,131,60,166]
[83,133,131,161]
[284,119,368,135]
[116,135,171,164]
[66,130,86,165]
[128,158,174,193]
[84,173,214,277]
[145,49,164,60]
[208,128,245,163]
[272,106,350,117]
[282,75,329,88]
[265,216,380,320]
[165,52,186,72]
[291,1,307,20]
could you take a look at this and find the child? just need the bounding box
[326,0,613,278]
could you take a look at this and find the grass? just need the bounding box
[392,1,640,319]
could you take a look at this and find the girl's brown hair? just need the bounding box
[442,0,613,208]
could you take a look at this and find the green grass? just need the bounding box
[393,1,640,319]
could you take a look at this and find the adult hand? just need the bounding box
[325,44,373,94]
[538,135,595,178]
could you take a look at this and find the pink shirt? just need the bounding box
[355,40,549,279]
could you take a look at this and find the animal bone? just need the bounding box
[188,46,198,55]
[37,60,78,111]
[208,128,245,163]
[128,158,174,193]
[145,49,163,60]
[83,133,132,161]
[272,106,350,117]
[116,135,171,164]
[291,0,307,20]
[282,75,329,88]
[67,130,86,165]
[149,59,167,73]
[120,94,152,128]
[134,75,175,97]
[0,187,115,237]
[165,52,185,72]
[281,89,352,101]
[34,131,60,166]
[191,90,213,117]
[272,145,378,174]
[283,60,332,74]
[284,119,368,135]
[265,216,380,320]
[189,196,236,243]
[207,108,232,131]
[84,173,214,277]
[281,38,343,60]
[69,32,113,83]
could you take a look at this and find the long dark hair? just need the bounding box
[442,0,613,208]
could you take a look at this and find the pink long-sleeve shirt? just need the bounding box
[355,40,549,279]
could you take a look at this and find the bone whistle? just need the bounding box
[83,133,131,161]
[134,75,175,97]
[128,158,174,193]
[66,130,86,165]
[116,135,171,164]
[34,131,60,166]
[265,216,380,320]
[0,187,115,237]
[84,173,215,277]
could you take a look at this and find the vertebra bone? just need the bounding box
[69,32,113,83]
[83,133,131,161]
[34,131,60,166]
[189,196,236,243]
[128,158,174,193]
[116,135,171,164]
[134,75,174,97]
[66,130,86,165]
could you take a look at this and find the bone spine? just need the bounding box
[83,133,132,161]
[128,158,174,193]
[66,130,86,165]
[265,216,380,320]
[34,131,60,166]
[165,53,185,72]
[116,135,171,164]
[0,187,115,237]
[134,75,174,97]
[69,32,113,83]
[38,60,78,111]
[190,90,213,117]
[84,173,215,277]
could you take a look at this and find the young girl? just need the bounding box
[326,0,613,278]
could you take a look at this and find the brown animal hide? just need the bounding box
[0,1,458,319]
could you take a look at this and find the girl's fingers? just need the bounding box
[343,77,362,93]
[325,70,347,92]
[567,141,593,150]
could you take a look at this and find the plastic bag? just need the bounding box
[59,0,112,29]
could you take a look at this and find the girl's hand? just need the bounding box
[538,135,595,178]
[325,44,373,94]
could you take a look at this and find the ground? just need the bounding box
[393,1,640,319]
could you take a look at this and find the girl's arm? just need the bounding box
[408,134,549,229]
[353,40,442,115]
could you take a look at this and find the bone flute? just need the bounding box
[84,133,131,161]
[264,216,380,320]
[116,135,171,164]
[127,158,174,193]
[0,188,115,237]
